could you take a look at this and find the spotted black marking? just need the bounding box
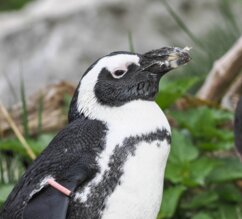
[67,129,171,219]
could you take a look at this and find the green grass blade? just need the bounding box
[161,0,204,50]
[20,74,29,137]
[3,72,18,102]
[219,0,240,34]
[128,31,135,53]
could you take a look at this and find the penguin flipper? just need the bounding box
[23,164,89,219]
[23,186,69,219]
[1,118,105,218]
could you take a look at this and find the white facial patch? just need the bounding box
[77,54,140,119]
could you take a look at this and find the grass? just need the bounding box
[20,74,29,138]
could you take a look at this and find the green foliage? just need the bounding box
[0,0,34,11]
[0,152,25,207]
[158,185,186,218]
[1,69,241,218]
[156,77,199,109]
[171,107,234,151]
[156,8,242,217]
[208,158,242,183]
[157,80,242,219]
[64,93,73,114]
[162,0,242,94]
[0,184,14,206]
[0,133,54,205]
[0,134,54,158]
[1,1,242,216]
[0,77,55,204]
[20,75,29,137]
[128,31,135,53]
[192,212,213,219]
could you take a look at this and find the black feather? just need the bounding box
[0,118,107,219]
[235,97,242,157]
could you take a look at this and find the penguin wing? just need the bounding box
[1,118,106,219]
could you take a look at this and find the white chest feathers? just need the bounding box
[76,100,171,219]
[102,139,170,219]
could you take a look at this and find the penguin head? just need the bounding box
[69,47,190,121]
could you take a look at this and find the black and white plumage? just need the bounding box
[234,97,242,158]
[0,47,190,219]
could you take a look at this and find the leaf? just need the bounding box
[198,141,233,151]
[172,107,233,140]
[156,77,198,109]
[171,107,234,151]
[192,212,214,219]
[165,162,184,183]
[208,158,242,183]
[0,184,14,204]
[0,134,54,157]
[182,191,219,209]
[0,138,27,156]
[216,204,242,219]
[165,157,218,186]
[189,157,219,186]
[158,185,186,218]
[169,129,199,164]
[165,130,200,185]
[216,184,242,203]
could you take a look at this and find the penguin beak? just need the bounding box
[140,46,191,75]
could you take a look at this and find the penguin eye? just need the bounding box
[112,69,127,78]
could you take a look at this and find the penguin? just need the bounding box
[0,47,190,219]
[234,97,242,159]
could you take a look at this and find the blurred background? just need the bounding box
[1,0,242,218]
[1,0,241,106]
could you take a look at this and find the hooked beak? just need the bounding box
[140,46,191,75]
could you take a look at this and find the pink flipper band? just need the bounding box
[47,179,71,197]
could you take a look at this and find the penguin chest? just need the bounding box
[101,137,170,219]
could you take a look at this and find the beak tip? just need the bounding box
[183,46,192,52]
[168,47,191,68]
[141,46,192,73]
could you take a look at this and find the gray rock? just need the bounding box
[0,0,220,106]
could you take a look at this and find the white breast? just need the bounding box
[75,100,171,219]
[102,139,170,219]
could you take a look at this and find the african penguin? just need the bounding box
[235,97,242,159]
[0,47,190,219]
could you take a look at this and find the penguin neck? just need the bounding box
[79,99,171,136]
